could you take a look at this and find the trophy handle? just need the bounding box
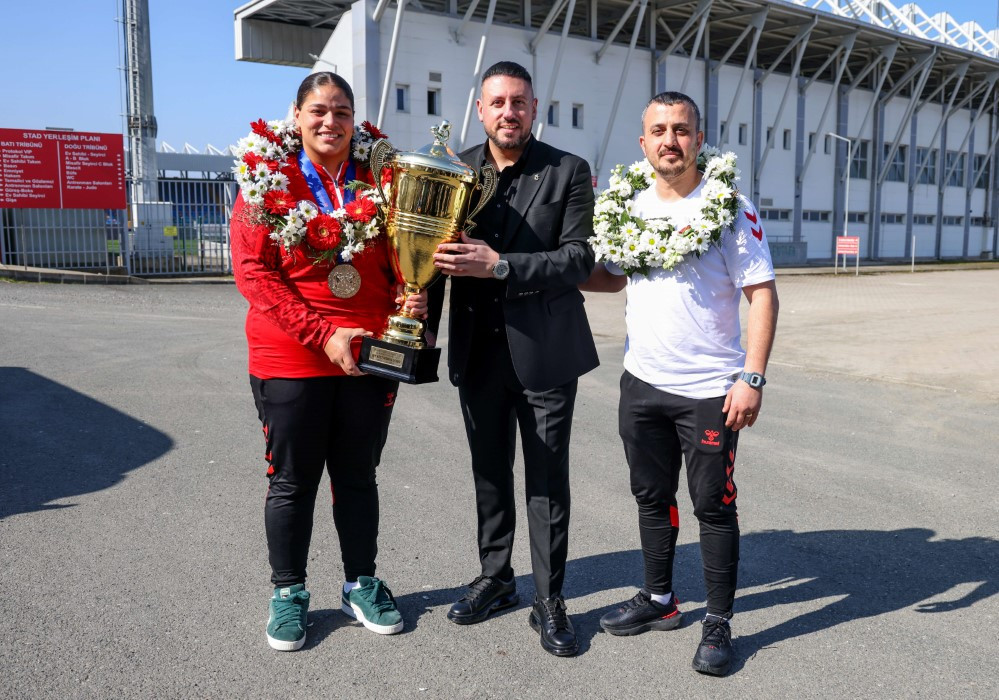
[464,163,498,234]
[369,138,394,217]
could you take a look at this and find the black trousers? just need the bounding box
[250,374,399,587]
[618,371,740,617]
[458,342,577,599]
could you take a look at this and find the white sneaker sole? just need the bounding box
[341,601,404,635]
[266,631,306,651]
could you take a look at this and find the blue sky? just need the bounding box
[1,1,997,150]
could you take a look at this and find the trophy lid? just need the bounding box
[391,121,476,181]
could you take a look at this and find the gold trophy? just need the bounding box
[358,121,497,383]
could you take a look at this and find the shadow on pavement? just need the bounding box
[0,367,174,520]
[396,529,997,663]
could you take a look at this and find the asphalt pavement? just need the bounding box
[1,268,997,699]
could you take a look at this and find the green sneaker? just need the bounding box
[266,584,310,651]
[341,576,404,635]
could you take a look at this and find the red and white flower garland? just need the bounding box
[232,119,389,263]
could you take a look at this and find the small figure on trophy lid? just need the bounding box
[429,120,453,157]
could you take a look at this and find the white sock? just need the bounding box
[343,581,359,594]
[650,592,672,605]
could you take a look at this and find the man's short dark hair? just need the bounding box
[482,61,533,88]
[642,91,701,132]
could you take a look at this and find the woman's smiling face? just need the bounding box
[294,83,354,170]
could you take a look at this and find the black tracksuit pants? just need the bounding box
[250,374,399,587]
[618,370,740,617]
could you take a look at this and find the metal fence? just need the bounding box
[0,177,236,277]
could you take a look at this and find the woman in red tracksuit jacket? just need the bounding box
[230,72,425,651]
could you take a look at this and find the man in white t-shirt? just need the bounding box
[582,92,779,676]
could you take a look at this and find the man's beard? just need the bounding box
[487,122,531,151]
[650,149,696,180]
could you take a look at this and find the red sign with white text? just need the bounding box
[0,128,126,209]
[835,235,860,255]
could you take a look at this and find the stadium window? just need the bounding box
[808,132,815,152]
[824,134,832,154]
[760,208,790,221]
[850,140,870,179]
[946,151,966,187]
[942,215,963,226]
[802,210,830,222]
[847,212,867,224]
[572,103,583,129]
[916,147,937,185]
[738,123,747,145]
[547,101,559,127]
[766,127,773,147]
[974,154,988,189]
[912,214,934,225]
[396,84,409,113]
[783,129,792,150]
[880,212,905,224]
[427,88,441,116]
[883,144,906,182]
[971,216,987,226]
[720,122,727,142]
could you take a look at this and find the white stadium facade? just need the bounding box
[235,0,999,264]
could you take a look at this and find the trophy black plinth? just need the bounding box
[358,336,441,384]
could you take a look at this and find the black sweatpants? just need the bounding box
[618,370,740,617]
[250,373,399,587]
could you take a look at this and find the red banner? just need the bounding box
[0,128,126,209]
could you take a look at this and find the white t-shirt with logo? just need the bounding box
[608,180,775,399]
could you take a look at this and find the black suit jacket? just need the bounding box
[427,138,599,392]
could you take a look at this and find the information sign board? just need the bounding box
[0,128,126,209]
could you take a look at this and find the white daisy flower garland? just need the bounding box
[590,146,742,275]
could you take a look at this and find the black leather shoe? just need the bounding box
[691,615,733,676]
[447,575,518,625]
[600,589,682,636]
[528,595,579,657]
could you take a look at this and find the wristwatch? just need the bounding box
[491,259,510,280]
[739,371,766,389]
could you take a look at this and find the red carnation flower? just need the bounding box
[305,214,343,251]
[345,196,378,223]
[264,190,296,216]
[361,121,388,140]
[251,118,283,145]
[379,167,393,187]
[243,152,263,169]
[265,159,281,172]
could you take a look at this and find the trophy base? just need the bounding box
[358,337,441,384]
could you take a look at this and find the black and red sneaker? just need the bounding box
[691,615,733,676]
[599,589,682,636]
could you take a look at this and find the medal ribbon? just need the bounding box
[297,149,356,264]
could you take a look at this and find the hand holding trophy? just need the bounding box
[358,121,497,383]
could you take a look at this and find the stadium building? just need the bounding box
[236,0,999,263]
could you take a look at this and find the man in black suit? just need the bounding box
[427,61,598,657]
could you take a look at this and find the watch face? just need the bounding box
[493,260,510,279]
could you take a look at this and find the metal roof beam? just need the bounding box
[911,62,968,187]
[459,0,498,148]
[596,0,649,174]
[596,0,640,63]
[760,17,817,84]
[758,31,811,177]
[800,34,856,180]
[530,0,569,53]
[879,48,938,185]
[656,0,713,65]
[718,10,767,147]
[942,73,999,185]
[536,0,578,140]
